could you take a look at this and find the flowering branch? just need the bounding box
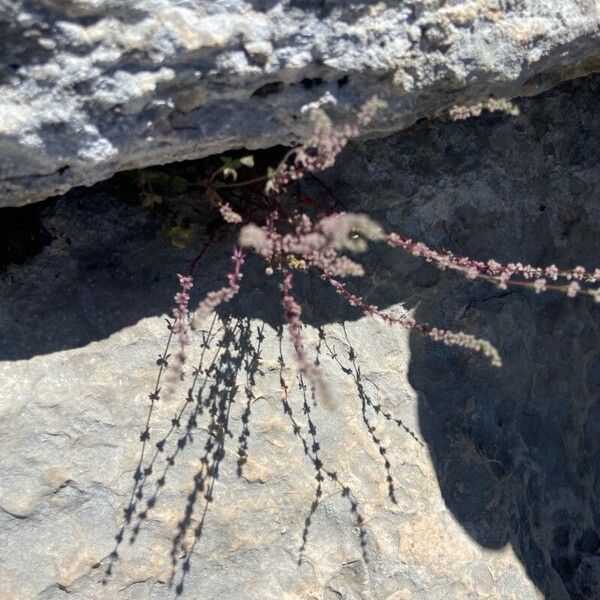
[168,274,194,382]
[327,277,502,367]
[385,233,600,301]
[280,270,328,403]
[191,247,245,330]
[176,94,600,407]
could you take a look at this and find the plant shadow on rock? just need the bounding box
[103,314,263,593]
[103,306,413,594]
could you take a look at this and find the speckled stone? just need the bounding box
[1,0,600,206]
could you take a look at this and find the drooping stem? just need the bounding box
[327,277,502,367]
[191,247,245,329]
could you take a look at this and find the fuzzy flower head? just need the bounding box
[319,213,383,253]
[567,281,581,298]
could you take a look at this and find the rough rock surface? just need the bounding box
[1,0,600,206]
[2,73,600,599]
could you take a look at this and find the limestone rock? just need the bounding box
[1,0,600,206]
[2,73,600,599]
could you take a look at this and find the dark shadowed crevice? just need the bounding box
[0,201,53,270]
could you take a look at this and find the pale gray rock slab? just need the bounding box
[2,73,600,599]
[1,0,600,206]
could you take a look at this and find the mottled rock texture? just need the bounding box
[2,73,600,599]
[1,0,600,206]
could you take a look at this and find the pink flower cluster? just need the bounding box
[169,274,194,382]
[280,273,315,373]
[219,202,242,224]
[239,212,381,278]
[328,278,502,366]
[267,125,356,194]
[237,207,504,366]
[385,233,600,301]
[265,98,385,194]
[191,248,245,329]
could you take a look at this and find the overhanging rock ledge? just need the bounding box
[1,0,599,207]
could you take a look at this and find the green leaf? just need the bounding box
[222,167,238,181]
[239,155,255,168]
[166,226,193,249]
